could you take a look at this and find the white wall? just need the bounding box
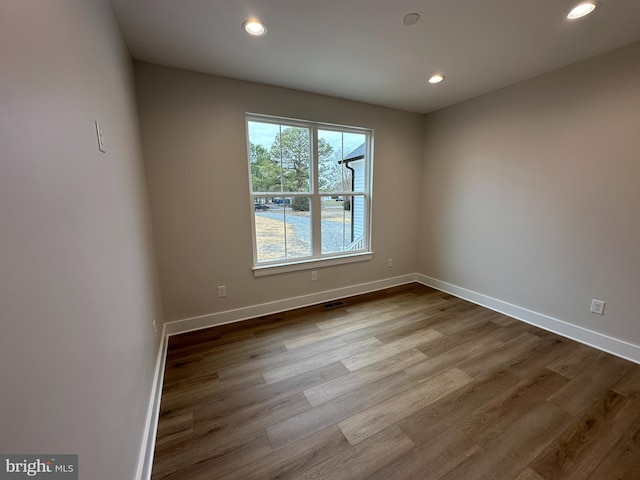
[420,42,640,347]
[0,1,163,478]
[134,62,424,322]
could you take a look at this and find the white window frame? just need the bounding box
[246,113,374,276]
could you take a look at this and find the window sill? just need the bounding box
[253,252,373,277]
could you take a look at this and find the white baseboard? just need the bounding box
[136,323,169,480]
[165,274,416,336]
[416,274,640,364]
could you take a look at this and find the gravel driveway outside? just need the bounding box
[255,207,352,262]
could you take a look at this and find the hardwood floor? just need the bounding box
[151,284,640,480]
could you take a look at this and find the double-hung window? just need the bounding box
[246,114,373,275]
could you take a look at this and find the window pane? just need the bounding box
[284,197,311,258]
[321,196,350,254]
[254,196,311,262]
[254,197,286,262]
[276,126,311,193]
[317,130,366,193]
[349,195,366,250]
[321,195,366,254]
[248,121,282,193]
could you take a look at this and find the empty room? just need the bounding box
[2,1,640,479]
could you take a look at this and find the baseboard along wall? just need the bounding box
[136,324,169,480]
[416,274,640,364]
[163,274,417,336]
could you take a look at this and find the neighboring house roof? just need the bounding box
[342,143,365,162]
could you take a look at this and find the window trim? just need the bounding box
[246,113,374,274]
[253,251,373,277]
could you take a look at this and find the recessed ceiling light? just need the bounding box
[243,19,267,36]
[402,13,421,26]
[428,74,445,84]
[567,2,599,19]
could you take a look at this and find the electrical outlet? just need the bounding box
[218,285,227,298]
[590,299,605,315]
[387,258,393,267]
[311,271,317,281]
[152,320,157,336]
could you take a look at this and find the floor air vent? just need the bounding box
[323,300,345,310]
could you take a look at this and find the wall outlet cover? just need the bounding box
[590,299,605,315]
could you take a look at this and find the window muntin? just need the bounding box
[247,115,372,268]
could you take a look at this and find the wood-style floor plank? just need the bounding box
[218,425,349,480]
[366,425,480,480]
[586,413,640,480]
[440,403,574,480]
[514,468,546,480]
[531,390,640,479]
[216,336,347,380]
[459,368,569,447]
[152,283,640,480]
[547,353,632,416]
[266,369,416,450]
[341,327,442,371]
[153,428,272,480]
[262,337,381,385]
[546,343,608,379]
[397,368,522,446]
[338,367,472,445]
[457,331,544,378]
[303,348,427,407]
[406,333,504,380]
[197,361,348,421]
[292,425,415,480]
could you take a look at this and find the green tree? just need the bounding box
[270,127,311,192]
[290,196,310,211]
[269,128,334,191]
[248,128,339,211]
[249,142,280,193]
[269,127,334,211]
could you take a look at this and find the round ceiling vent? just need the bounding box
[402,13,421,26]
